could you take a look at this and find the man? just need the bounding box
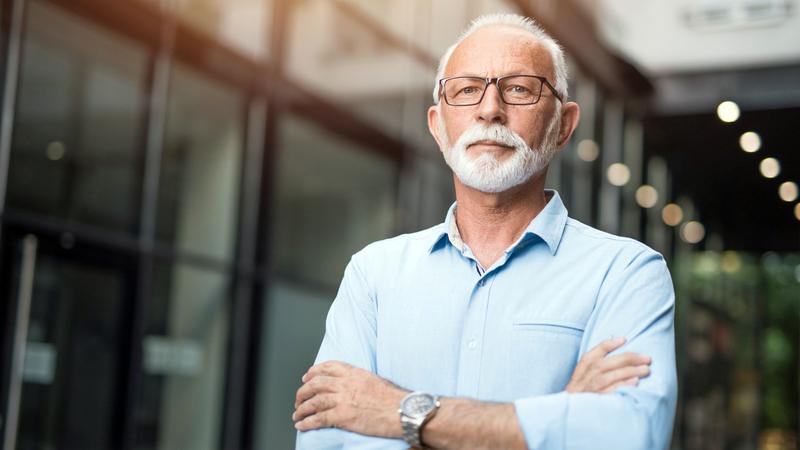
[294,13,676,450]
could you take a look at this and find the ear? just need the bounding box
[427,105,445,152]
[556,101,580,149]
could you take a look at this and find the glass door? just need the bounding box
[1,228,138,450]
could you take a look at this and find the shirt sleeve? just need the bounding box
[296,253,408,450]
[513,248,678,450]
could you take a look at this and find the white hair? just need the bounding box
[432,13,569,103]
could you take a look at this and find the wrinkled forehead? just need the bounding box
[444,25,555,80]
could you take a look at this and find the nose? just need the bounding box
[475,82,507,125]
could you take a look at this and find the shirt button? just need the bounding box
[467,339,478,349]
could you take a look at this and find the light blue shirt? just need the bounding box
[297,190,677,450]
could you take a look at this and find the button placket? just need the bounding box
[455,279,490,397]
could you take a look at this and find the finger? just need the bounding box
[295,410,332,431]
[304,360,350,382]
[295,375,337,408]
[293,393,337,422]
[583,337,627,364]
[595,352,651,372]
[601,377,639,393]
[573,337,626,379]
[597,365,650,391]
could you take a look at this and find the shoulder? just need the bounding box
[352,223,445,265]
[560,217,670,287]
[563,217,664,262]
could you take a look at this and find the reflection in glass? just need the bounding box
[254,279,332,450]
[6,0,148,232]
[135,262,230,450]
[285,0,435,139]
[254,113,398,447]
[15,251,130,450]
[142,0,272,60]
[271,114,397,288]
[155,63,244,261]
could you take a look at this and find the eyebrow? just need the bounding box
[445,73,529,78]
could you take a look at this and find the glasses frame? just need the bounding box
[438,74,563,106]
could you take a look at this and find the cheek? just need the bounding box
[509,114,550,146]
[441,117,469,144]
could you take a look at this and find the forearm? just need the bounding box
[421,397,526,450]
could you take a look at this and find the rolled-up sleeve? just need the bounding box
[513,248,677,450]
[296,252,407,450]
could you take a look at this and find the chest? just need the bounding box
[374,253,603,401]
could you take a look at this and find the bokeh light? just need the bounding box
[739,131,761,153]
[606,163,630,186]
[759,157,781,178]
[662,203,684,226]
[680,221,706,244]
[635,185,659,208]
[778,181,798,202]
[577,139,600,162]
[720,251,741,273]
[46,141,66,161]
[717,100,740,123]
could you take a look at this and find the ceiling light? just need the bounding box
[577,139,599,162]
[46,141,66,161]
[635,185,659,208]
[780,182,798,202]
[607,163,630,187]
[662,203,683,227]
[717,101,740,123]
[680,221,706,244]
[739,131,761,153]
[759,158,780,178]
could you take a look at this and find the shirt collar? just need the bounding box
[427,189,568,255]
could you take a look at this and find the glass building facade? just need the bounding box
[0,1,797,449]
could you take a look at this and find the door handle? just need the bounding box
[3,234,38,450]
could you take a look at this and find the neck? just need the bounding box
[452,171,549,269]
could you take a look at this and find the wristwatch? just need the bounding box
[398,391,440,448]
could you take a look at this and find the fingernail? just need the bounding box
[614,336,626,344]
[301,373,307,382]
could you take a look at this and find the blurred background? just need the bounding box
[0,0,797,449]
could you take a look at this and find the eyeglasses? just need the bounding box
[438,75,563,106]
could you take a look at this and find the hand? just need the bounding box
[293,360,408,438]
[564,337,651,394]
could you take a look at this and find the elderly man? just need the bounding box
[293,13,676,450]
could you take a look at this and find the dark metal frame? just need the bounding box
[438,74,563,106]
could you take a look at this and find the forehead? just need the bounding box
[445,25,554,79]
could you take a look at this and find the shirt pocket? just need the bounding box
[509,317,585,397]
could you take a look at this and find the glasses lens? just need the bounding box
[444,77,485,105]
[499,76,543,104]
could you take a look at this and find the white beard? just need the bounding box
[437,113,561,193]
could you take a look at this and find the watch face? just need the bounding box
[401,393,436,419]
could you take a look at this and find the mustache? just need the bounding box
[455,123,529,152]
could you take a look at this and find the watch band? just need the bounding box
[400,414,424,447]
[399,393,439,448]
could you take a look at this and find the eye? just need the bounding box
[507,85,531,94]
[460,86,478,95]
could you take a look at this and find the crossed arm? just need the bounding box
[293,338,651,449]
[294,250,677,450]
